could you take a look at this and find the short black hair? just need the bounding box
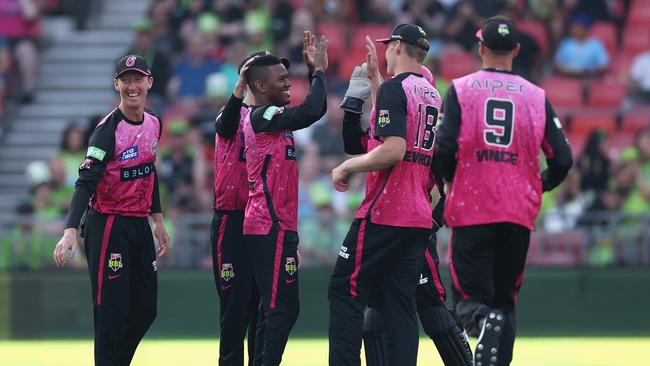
[245,54,289,91]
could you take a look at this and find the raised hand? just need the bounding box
[340,63,372,113]
[314,35,329,73]
[234,55,259,99]
[303,30,317,72]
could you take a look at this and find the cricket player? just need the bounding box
[211,52,264,366]
[328,24,439,366]
[435,16,573,366]
[242,32,328,366]
[338,46,472,366]
[53,55,170,366]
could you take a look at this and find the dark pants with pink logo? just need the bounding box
[246,227,299,366]
[328,218,429,366]
[449,223,531,366]
[84,208,157,366]
[210,210,263,366]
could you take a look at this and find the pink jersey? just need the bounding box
[242,111,299,235]
[444,70,546,230]
[355,72,441,229]
[93,110,160,216]
[214,107,250,211]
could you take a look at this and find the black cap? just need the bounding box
[239,51,290,74]
[376,24,430,51]
[114,55,151,79]
[476,16,519,52]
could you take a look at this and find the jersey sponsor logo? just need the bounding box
[120,146,139,161]
[120,161,154,181]
[87,146,107,161]
[476,149,519,165]
[338,246,350,259]
[221,263,234,281]
[285,145,296,160]
[80,158,94,170]
[285,257,297,275]
[262,106,284,121]
[378,109,390,127]
[108,253,123,272]
[403,150,432,167]
[151,139,158,154]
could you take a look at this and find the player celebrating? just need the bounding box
[339,43,472,366]
[435,16,573,366]
[328,24,440,366]
[53,55,170,365]
[242,32,328,366]
[211,52,264,366]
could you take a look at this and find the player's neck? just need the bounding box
[482,58,513,72]
[393,60,422,77]
[119,104,145,122]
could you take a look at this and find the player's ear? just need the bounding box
[512,43,521,58]
[114,78,119,92]
[254,80,266,94]
[146,76,153,90]
[478,42,486,58]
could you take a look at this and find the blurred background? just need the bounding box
[0,0,649,344]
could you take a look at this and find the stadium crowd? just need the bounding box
[5,0,650,270]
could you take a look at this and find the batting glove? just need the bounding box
[340,63,371,114]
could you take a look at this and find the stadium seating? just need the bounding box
[621,112,650,133]
[622,25,650,56]
[591,21,618,57]
[541,77,583,109]
[586,79,628,108]
[438,51,477,81]
[317,22,346,62]
[628,0,650,27]
[570,111,617,135]
[606,51,636,80]
[351,24,392,51]
[288,77,309,106]
[566,132,587,156]
[518,19,550,56]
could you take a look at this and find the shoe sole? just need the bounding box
[474,309,505,366]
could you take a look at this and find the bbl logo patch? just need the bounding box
[126,56,136,67]
[285,257,297,275]
[378,110,390,127]
[108,253,123,272]
[498,24,510,36]
[221,263,234,281]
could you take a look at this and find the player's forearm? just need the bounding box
[215,94,244,137]
[150,212,164,225]
[342,111,367,154]
[344,141,404,173]
[65,185,92,229]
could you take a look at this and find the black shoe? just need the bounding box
[474,309,505,366]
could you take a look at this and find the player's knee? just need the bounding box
[418,306,456,338]
[363,308,384,333]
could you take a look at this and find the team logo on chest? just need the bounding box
[108,253,123,272]
[221,263,234,281]
[378,110,390,127]
[285,257,297,275]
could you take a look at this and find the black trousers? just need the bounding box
[211,211,262,366]
[416,237,448,312]
[328,218,429,366]
[84,209,157,366]
[247,227,300,366]
[449,223,531,366]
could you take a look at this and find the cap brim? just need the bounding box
[115,68,151,78]
[375,37,392,44]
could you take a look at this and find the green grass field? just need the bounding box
[1,338,649,365]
